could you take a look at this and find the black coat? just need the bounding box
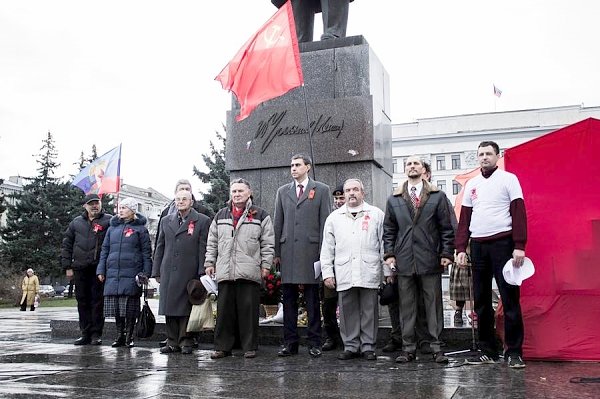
[383,181,455,276]
[97,214,153,297]
[152,209,211,316]
[61,211,112,271]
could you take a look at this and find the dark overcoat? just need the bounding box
[382,180,455,276]
[152,209,211,316]
[274,179,331,284]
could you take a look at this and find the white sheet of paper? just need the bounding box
[314,261,322,279]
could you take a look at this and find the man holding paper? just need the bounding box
[273,153,331,358]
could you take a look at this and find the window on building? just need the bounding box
[393,159,399,174]
[436,155,446,170]
[452,180,461,195]
[451,154,461,170]
[437,180,447,192]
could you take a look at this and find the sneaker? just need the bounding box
[465,354,496,365]
[454,310,464,327]
[507,355,526,369]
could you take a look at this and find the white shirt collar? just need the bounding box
[296,177,309,189]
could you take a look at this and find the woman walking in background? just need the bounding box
[20,268,39,311]
[97,198,152,348]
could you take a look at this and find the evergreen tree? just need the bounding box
[193,128,229,215]
[0,132,82,280]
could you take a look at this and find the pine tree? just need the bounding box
[0,132,82,280]
[193,128,230,215]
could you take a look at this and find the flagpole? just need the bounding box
[301,84,317,180]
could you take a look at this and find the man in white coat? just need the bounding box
[320,179,392,360]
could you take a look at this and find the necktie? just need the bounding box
[298,184,304,199]
[410,186,418,210]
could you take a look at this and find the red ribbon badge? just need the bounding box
[308,189,316,200]
[93,223,103,233]
[124,228,135,237]
[362,213,370,231]
[187,221,195,236]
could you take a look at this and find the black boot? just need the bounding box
[125,318,136,348]
[111,317,126,347]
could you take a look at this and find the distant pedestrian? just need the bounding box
[20,268,39,311]
[205,178,275,359]
[61,193,112,345]
[97,197,152,348]
[152,190,211,355]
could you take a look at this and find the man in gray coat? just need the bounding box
[152,190,211,354]
[274,153,331,357]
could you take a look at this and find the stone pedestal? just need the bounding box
[225,35,392,213]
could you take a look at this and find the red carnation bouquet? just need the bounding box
[260,265,282,305]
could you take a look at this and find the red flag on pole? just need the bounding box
[215,1,303,121]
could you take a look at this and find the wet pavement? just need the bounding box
[1,305,600,398]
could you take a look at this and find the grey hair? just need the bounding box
[230,178,251,189]
[174,179,192,193]
[343,178,365,192]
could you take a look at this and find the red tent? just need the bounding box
[504,118,600,360]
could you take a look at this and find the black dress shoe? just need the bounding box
[159,339,168,348]
[308,346,322,358]
[382,340,401,353]
[337,350,360,360]
[322,337,338,351]
[363,351,377,361]
[277,344,299,357]
[74,336,91,346]
[90,336,102,345]
[181,346,193,355]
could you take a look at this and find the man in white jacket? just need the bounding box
[320,179,392,361]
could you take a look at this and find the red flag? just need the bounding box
[215,1,303,121]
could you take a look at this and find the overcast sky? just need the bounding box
[1,1,599,198]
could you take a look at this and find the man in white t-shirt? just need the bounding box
[456,141,528,369]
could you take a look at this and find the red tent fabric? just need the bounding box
[503,118,600,360]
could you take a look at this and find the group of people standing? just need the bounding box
[59,140,527,369]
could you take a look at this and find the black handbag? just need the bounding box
[136,285,156,338]
[378,281,398,306]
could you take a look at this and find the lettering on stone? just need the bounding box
[254,111,345,154]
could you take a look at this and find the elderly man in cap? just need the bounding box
[205,178,275,359]
[61,193,112,345]
[152,190,211,354]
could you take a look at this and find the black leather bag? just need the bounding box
[136,287,155,338]
[378,281,398,306]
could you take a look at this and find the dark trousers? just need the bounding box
[283,283,321,347]
[397,273,444,353]
[388,281,430,345]
[291,0,350,42]
[74,267,105,338]
[471,237,524,357]
[321,285,340,341]
[20,303,35,311]
[166,316,193,349]
[214,280,260,352]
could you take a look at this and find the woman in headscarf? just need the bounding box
[20,268,40,311]
[97,197,152,348]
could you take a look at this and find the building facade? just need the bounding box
[0,176,25,228]
[392,104,600,205]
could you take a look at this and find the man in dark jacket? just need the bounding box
[152,190,211,355]
[383,156,455,364]
[61,194,112,345]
